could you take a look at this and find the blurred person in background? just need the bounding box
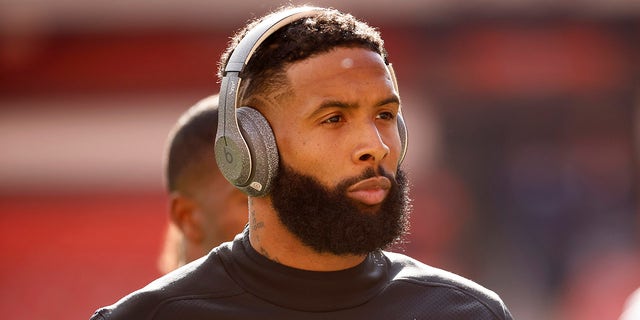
[158,94,248,273]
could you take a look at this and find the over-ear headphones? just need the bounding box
[214,6,408,197]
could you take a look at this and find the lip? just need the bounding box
[346,176,391,206]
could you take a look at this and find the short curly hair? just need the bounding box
[217,6,388,106]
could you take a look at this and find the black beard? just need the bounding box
[270,164,411,255]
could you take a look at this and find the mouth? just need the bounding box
[346,176,391,206]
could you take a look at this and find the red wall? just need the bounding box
[0,194,168,319]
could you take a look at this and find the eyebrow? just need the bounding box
[311,95,400,117]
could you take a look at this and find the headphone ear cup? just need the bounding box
[397,112,408,165]
[235,106,279,197]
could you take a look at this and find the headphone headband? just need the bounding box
[224,7,324,75]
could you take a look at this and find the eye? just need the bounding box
[377,111,395,121]
[322,114,343,124]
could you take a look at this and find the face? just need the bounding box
[257,47,410,254]
[260,47,403,191]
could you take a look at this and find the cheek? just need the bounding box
[281,135,336,167]
[294,144,346,188]
[387,131,402,155]
[274,125,346,185]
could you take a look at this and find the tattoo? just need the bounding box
[247,198,279,263]
[259,247,281,264]
[250,212,264,231]
[249,200,264,230]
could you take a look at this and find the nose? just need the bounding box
[352,122,390,165]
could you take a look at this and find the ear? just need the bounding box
[169,191,204,243]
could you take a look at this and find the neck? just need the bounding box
[248,197,366,271]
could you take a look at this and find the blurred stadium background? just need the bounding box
[0,1,638,319]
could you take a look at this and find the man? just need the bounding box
[91,6,513,319]
[158,95,248,273]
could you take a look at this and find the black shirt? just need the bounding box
[91,231,513,319]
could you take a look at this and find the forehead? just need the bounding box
[286,47,389,85]
[282,47,395,107]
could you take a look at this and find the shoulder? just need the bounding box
[382,251,513,320]
[91,243,242,320]
[383,251,500,300]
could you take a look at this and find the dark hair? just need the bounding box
[164,95,220,192]
[217,6,388,104]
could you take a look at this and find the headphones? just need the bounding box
[214,6,408,197]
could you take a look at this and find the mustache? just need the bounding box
[335,166,395,192]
